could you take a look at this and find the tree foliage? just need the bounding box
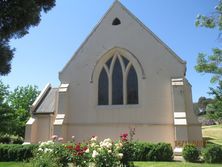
[197,96,214,114]
[193,102,200,116]
[193,97,213,116]
[205,84,222,124]
[0,0,55,75]
[0,103,16,135]
[195,1,222,83]
[195,1,222,123]
[0,81,15,135]
[9,85,40,137]
[195,2,222,30]
[9,85,39,111]
[0,80,39,137]
[195,48,222,83]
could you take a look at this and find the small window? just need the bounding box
[112,18,121,26]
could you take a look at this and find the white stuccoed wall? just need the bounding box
[25,1,202,146]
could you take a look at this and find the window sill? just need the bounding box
[96,104,140,110]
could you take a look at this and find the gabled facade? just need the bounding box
[25,1,202,148]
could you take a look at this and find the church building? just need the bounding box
[25,1,203,147]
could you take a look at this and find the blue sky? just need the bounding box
[1,0,220,102]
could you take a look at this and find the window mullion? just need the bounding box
[123,72,127,105]
[109,74,112,105]
[125,63,132,104]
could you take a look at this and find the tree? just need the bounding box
[0,80,15,135]
[195,1,222,83]
[193,97,213,116]
[195,48,222,83]
[195,1,222,123]
[0,80,39,137]
[193,102,200,116]
[205,83,222,124]
[197,96,213,114]
[0,0,56,75]
[8,85,39,137]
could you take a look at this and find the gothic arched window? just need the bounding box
[98,52,138,105]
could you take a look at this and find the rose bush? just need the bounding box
[32,135,124,167]
[65,136,123,167]
[31,140,62,167]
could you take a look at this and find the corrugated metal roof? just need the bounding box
[34,88,58,114]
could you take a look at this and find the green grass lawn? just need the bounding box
[202,125,222,145]
[0,162,31,167]
[134,161,222,167]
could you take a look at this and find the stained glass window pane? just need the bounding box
[98,68,109,105]
[106,57,113,69]
[122,56,129,68]
[127,66,138,104]
[112,58,123,105]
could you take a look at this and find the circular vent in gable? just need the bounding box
[112,18,121,26]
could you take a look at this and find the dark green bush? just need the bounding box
[121,141,173,164]
[134,142,154,161]
[121,142,135,167]
[182,144,200,162]
[0,135,11,144]
[0,135,24,144]
[203,144,222,163]
[11,137,24,144]
[0,144,37,161]
[121,142,155,163]
[147,143,173,161]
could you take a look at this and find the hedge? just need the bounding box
[0,144,38,161]
[121,142,173,164]
[0,135,23,144]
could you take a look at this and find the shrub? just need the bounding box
[32,136,124,167]
[203,144,222,163]
[0,144,37,161]
[0,135,24,144]
[121,141,135,166]
[182,144,200,162]
[121,141,173,163]
[31,141,62,167]
[132,142,154,161]
[80,137,123,167]
[0,135,11,144]
[148,143,173,161]
[11,137,23,144]
[31,151,60,167]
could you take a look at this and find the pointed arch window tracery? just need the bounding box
[98,52,138,105]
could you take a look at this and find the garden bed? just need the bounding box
[0,161,222,167]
